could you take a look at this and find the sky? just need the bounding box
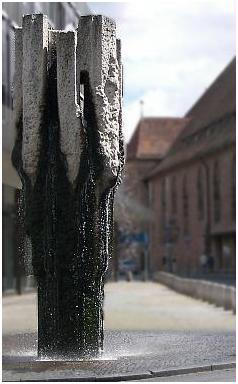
[88,1,236,142]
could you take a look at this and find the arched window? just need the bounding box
[160,178,166,242]
[213,160,221,222]
[171,175,177,215]
[232,153,236,221]
[183,175,189,234]
[161,178,166,210]
[197,167,204,220]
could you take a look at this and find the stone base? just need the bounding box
[2,330,235,381]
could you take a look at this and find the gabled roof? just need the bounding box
[186,57,236,131]
[147,57,236,178]
[126,117,189,160]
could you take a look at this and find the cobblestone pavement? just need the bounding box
[2,330,236,381]
[3,282,235,335]
[2,282,236,382]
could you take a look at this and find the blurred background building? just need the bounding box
[115,117,189,278]
[116,58,236,283]
[2,2,91,294]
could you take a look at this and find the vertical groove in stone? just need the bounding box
[22,14,48,185]
[56,31,82,185]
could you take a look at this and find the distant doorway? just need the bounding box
[213,234,235,274]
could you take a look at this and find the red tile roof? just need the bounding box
[126,117,189,160]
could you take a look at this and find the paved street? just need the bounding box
[3,281,235,334]
[104,282,235,332]
[133,368,236,382]
[3,282,236,382]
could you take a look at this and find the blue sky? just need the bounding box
[88,1,235,142]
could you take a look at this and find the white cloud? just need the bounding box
[124,87,186,142]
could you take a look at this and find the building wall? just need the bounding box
[2,184,17,292]
[123,159,157,216]
[115,158,158,272]
[149,144,236,276]
[116,117,190,276]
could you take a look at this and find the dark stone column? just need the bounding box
[12,14,124,359]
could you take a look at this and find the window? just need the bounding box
[232,154,236,221]
[171,176,177,215]
[57,3,66,29]
[183,175,189,234]
[2,19,8,108]
[160,179,166,241]
[49,3,56,26]
[161,179,166,211]
[8,24,15,110]
[40,3,50,16]
[23,2,35,14]
[213,160,221,223]
[2,18,14,109]
[147,181,153,207]
[197,167,204,220]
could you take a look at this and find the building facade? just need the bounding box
[115,117,189,276]
[147,59,236,278]
[2,2,91,293]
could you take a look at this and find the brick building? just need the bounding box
[115,117,188,274]
[146,58,236,278]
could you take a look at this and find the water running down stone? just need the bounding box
[12,13,124,359]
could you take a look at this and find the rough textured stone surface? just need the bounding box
[12,13,124,359]
[77,15,121,186]
[55,31,82,184]
[22,14,48,185]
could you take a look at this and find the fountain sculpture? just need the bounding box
[12,13,124,359]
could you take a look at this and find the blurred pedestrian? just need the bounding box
[207,255,214,272]
[172,258,177,273]
[200,254,208,273]
[126,270,133,281]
